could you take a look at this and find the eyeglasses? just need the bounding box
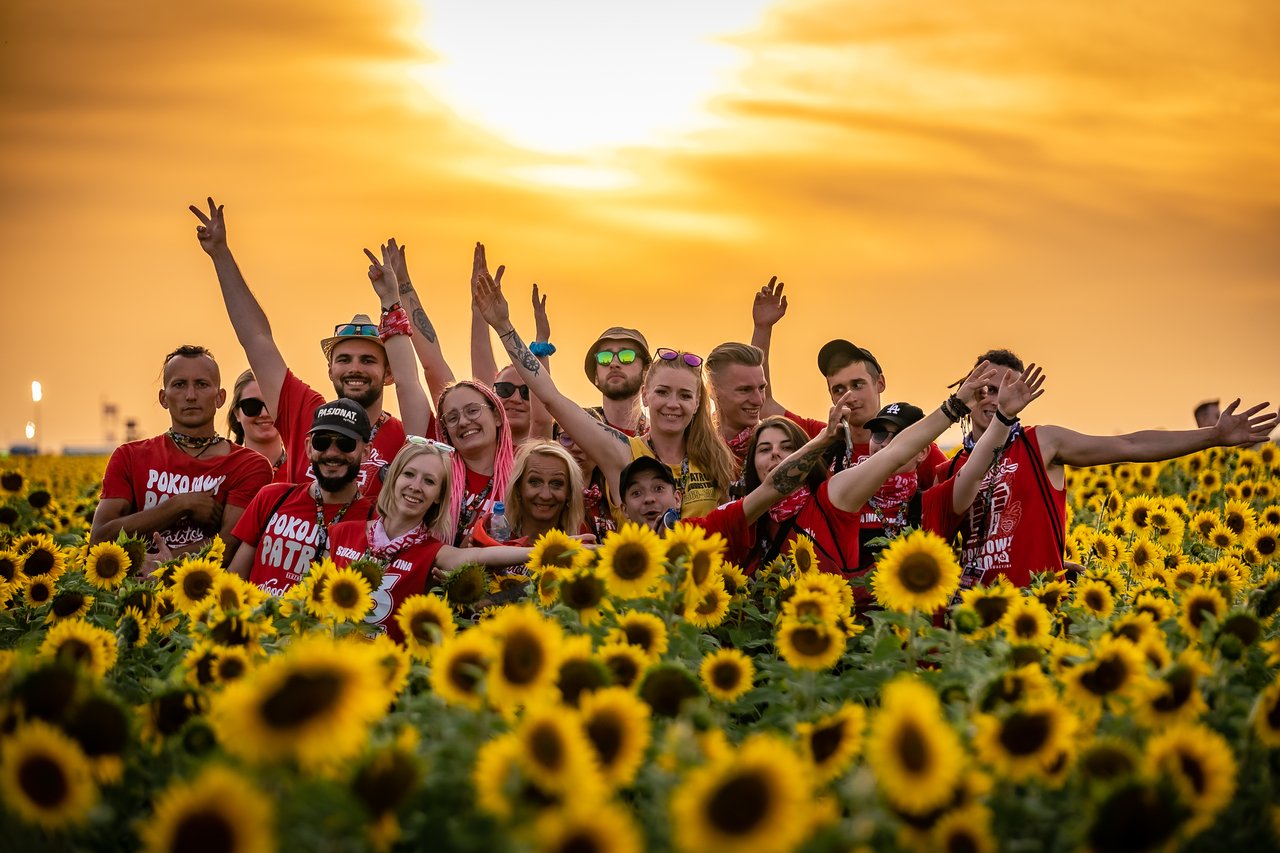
[870,429,898,445]
[556,432,576,448]
[405,435,455,454]
[333,322,379,338]
[595,348,638,366]
[655,348,703,368]
[237,398,268,417]
[442,403,489,428]
[311,433,359,453]
[493,382,530,401]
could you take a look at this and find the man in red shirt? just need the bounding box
[92,346,273,565]
[229,399,378,593]
[943,349,1278,589]
[190,198,427,500]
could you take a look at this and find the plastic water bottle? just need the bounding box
[489,502,511,541]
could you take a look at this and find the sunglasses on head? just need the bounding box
[405,435,455,454]
[655,348,703,368]
[870,429,898,445]
[493,381,530,401]
[595,348,638,366]
[237,398,268,417]
[311,433,359,453]
[333,322,379,338]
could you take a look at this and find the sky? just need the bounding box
[2,0,1278,453]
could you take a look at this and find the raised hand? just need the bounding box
[752,276,788,328]
[1213,399,1278,446]
[997,364,1046,419]
[385,238,410,287]
[363,246,400,305]
[532,283,551,342]
[188,197,227,255]
[472,250,512,329]
[825,390,857,442]
[956,360,999,408]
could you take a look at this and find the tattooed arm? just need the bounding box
[474,258,634,493]
[385,238,455,407]
[738,395,848,525]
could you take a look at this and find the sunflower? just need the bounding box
[1072,578,1115,620]
[140,764,273,853]
[442,562,488,607]
[1127,536,1165,576]
[596,641,649,691]
[319,566,373,623]
[1145,723,1236,834]
[579,686,652,789]
[781,589,840,623]
[395,594,456,661]
[1136,649,1210,727]
[979,663,1054,712]
[140,688,209,746]
[169,558,222,613]
[559,566,608,623]
[664,524,719,588]
[212,635,390,770]
[699,648,755,703]
[1062,635,1147,713]
[212,646,254,686]
[17,534,65,580]
[25,574,55,606]
[866,677,964,816]
[486,605,562,711]
[1077,737,1140,784]
[776,618,845,670]
[720,562,749,595]
[528,528,591,574]
[534,801,644,853]
[872,530,961,613]
[0,719,97,831]
[63,692,130,785]
[1223,498,1257,537]
[670,734,812,853]
[1031,578,1071,614]
[931,804,996,853]
[1124,495,1158,532]
[1248,525,1280,561]
[594,523,666,599]
[46,589,94,623]
[38,619,117,680]
[958,580,1018,632]
[607,611,667,664]
[973,699,1077,782]
[1110,612,1160,647]
[796,703,865,785]
[1179,586,1227,641]
[1207,522,1237,551]
[639,663,702,717]
[1000,597,1053,646]
[210,573,257,613]
[472,733,529,819]
[430,630,494,710]
[517,704,600,794]
[1263,504,1280,528]
[351,744,421,848]
[1253,676,1280,748]
[684,582,730,629]
[1087,533,1124,568]
[788,534,819,574]
[83,541,130,590]
[0,548,23,588]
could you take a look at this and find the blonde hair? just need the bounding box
[503,440,585,538]
[645,357,737,503]
[377,442,455,541]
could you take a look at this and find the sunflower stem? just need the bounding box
[906,608,919,670]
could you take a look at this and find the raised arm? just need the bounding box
[739,394,850,524]
[472,257,634,489]
[470,243,502,383]
[951,364,1045,513]
[189,198,287,415]
[526,282,554,439]
[386,238,455,406]
[1037,398,1277,469]
[365,245,431,437]
[828,362,997,514]
[750,276,790,419]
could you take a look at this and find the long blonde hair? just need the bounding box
[645,357,737,503]
[377,442,456,542]
[503,440,585,538]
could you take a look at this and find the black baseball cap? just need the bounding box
[865,402,924,434]
[619,456,678,495]
[309,399,372,442]
[817,339,882,378]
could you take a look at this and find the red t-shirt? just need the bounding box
[847,442,948,566]
[949,427,1067,589]
[233,483,376,596]
[274,370,407,501]
[100,435,272,553]
[328,520,446,644]
[454,466,497,546]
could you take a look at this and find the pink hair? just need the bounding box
[438,380,515,541]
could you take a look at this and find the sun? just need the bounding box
[412,1,769,160]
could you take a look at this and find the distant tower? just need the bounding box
[124,418,140,443]
[102,402,119,446]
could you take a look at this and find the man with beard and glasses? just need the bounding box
[91,346,273,566]
[582,326,651,437]
[190,198,430,500]
[229,399,377,593]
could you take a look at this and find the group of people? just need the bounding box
[89,197,1279,642]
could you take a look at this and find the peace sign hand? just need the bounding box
[188,197,228,256]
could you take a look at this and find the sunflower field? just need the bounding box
[3,445,1280,852]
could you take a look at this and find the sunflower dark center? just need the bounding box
[810,719,846,765]
[585,715,623,766]
[711,661,743,692]
[95,554,123,580]
[543,544,575,569]
[331,579,362,609]
[557,833,603,853]
[218,587,239,610]
[666,544,691,566]
[1221,614,1261,646]
[794,549,813,572]
[944,830,980,853]
[353,752,419,815]
[0,556,16,582]
[1226,514,1245,535]
[1131,508,1149,527]
[18,753,69,808]
[794,600,823,618]
[612,545,650,581]
[898,553,941,594]
[1187,597,1218,629]
[56,639,94,667]
[502,628,546,686]
[998,711,1051,756]
[218,657,247,681]
[690,552,713,587]
[182,570,213,601]
[639,667,700,717]
[696,592,722,616]
[558,660,608,706]
[895,721,930,773]
[26,549,54,575]
[409,612,443,644]
[211,618,251,647]
[1085,589,1107,611]
[606,654,640,688]
[622,623,654,652]
[29,581,52,603]
[66,697,128,757]
[172,811,236,853]
[154,692,199,736]
[1267,693,1280,732]
[562,575,604,610]
[1082,656,1128,695]
[1176,753,1206,794]
[973,596,1009,627]
[790,626,832,657]
[1013,614,1039,639]
[0,472,23,491]
[1152,667,1194,713]
[1038,589,1061,610]
[260,669,344,729]
[52,593,87,618]
[707,771,768,836]
[1087,782,1182,853]
[528,724,565,771]
[1258,536,1278,557]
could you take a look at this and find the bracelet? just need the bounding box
[380,301,402,315]
[940,397,963,424]
[995,409,1019,427]
[379,306,412,340]
[946,394,972,417]
[530,341,556,357]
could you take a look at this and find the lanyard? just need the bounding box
[313,484,358,559]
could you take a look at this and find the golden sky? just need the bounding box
[2,0,1278,452]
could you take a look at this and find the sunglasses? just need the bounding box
[595,348,638,366]
[310,433,359,453]
[237,398,268,417]
[870,429,898,445]
[333,322,379,338]
[406,435,455,454]
[655,348,703,368]
[493,381,530,401]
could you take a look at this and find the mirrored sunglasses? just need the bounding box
[655,347,703,368]
[333,322,379,338]
[493,381,530,401]
[406,435,455,454]
[595,348,638,366]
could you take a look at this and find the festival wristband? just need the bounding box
[995,409,1019,427]
[379,306,412,340]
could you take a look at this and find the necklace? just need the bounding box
[168,429,225,458]
[312,483,359,559]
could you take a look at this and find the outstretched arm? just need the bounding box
[740,393,851,524]
[470,244,501,383]
[365,245,431,437]
[472,256,634,491]
[951,364,1045,513]
[434,543,534,571]
[750,277,791,419]
[386,238,455,407]
[828,362,998,514]
[1038,398,1277,469]
[189,198,287,415]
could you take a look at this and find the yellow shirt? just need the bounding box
[623,436,724,520]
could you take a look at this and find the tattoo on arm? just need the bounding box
[595,421,630,445]
[411,307,437,344]
[769,446,825,495]
[498,328,542,377]
[398,279,414,295]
